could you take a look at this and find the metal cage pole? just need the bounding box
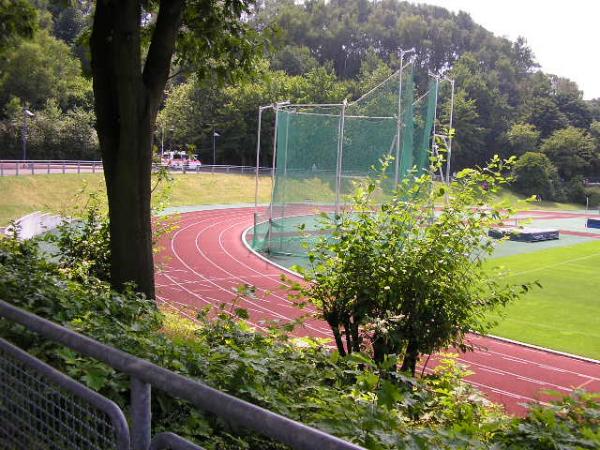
[394,48,415,187]
[445,78,455,184]
[254,105,273,213]
[335,101,347,215]
[430,74,444,180]
[280,111,291,250]
[267,101,290,253]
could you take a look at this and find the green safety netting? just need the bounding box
[251,65,438,256]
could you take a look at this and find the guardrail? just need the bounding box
[0,299,363,450]
[0,161,271,177]
[0,160,103,176]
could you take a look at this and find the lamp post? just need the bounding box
[160,126,165,159]
[22,108,34,162]
[212,127,220,166]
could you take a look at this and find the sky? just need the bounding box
[412,0,600,100]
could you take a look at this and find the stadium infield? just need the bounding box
[487,239,600,360]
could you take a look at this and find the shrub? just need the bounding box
[512,152,562,201]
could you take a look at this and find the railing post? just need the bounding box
[131,377,151,450]
[31,162,35,175]
[1,162,4,177]
[77,161,81,174]
[16,163,19,176]
[47,162,50,174]
[62,162,66,174]
[92,161,96,173]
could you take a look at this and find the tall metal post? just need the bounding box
[131,377,151,450]
[430,74,443,179]
[267,105,282,253]
[212,125,216,166]
[280,111,291,249]
[335,100,347,215]
[394,57,404,187]
[254,106,270,213]
[394,49,414,187]
[22,108,34,162]
[445,78,455,184]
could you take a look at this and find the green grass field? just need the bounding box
[0,173,273,226]
[488,240,600,360]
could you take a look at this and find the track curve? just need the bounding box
[155,207,600,416]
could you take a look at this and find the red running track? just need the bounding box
[155,207,600,416]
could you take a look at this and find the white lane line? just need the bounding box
[168,211,317,334]
[467,380,548,405]
[159,210,273,332]
[216,214,334,335]
[456,357,573,392]
[420,366,542,405]
[467,338,600,380]
[160,272,270,331]
[215,217,319,314]
[501,356,529,364]
[193,215,329,337]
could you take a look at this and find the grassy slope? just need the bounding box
[493,190,583,211]
[0,173,273,225]
[487,240,600,359]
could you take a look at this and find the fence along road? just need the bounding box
[0,160,270,176]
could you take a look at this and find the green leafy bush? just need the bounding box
[0,229,597,449]
[291,155,529,375]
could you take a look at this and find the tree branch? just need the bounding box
[142,0,185,114]
[90,0,119,173]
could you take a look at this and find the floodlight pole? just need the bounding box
[395,48,415,187]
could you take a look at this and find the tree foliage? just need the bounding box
[0,0,37,52]
[0,30,91,110]
[292,155,529,375]
[512,152,560,200]
[540,126,597,180]
[506,123,540,156]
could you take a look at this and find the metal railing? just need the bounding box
[0,160,103,176]
[0,161,271,177]
[0,299,363,450]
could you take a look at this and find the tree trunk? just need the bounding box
[90,0,184,299]
[331,325,346,357]
[400,338,419,376]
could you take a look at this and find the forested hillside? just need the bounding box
[1,0,599,201]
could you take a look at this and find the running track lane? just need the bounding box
[155,207,600,416]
